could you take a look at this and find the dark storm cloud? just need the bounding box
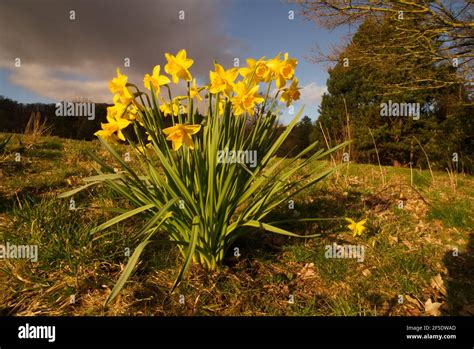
[0,0,239,101]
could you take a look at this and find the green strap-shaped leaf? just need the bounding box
[57,183,96,198]
[89,203,155,234]
[268,217,345,225]
[104,202,175,306]
[82,173,125,182]
[241,220,320,238]
[104,240,151,306]
[171,216,200,293]
[259,107,303,167]
[86,149,115,173]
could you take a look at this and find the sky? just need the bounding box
[0,0,351,123]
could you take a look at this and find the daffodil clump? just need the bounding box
[61,50,345,304]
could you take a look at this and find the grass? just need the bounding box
[427,200,473,229]
[0,132,472,316]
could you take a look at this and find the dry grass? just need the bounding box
[0,133,472,316]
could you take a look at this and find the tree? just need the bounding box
[278,115,315,157]
[312,17,473,170]
[298,0,474,98]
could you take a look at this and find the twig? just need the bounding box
[368,127,385,185]
[412,135,435,185]
[319,121,337,168]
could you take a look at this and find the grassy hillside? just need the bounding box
[0,133,472,316]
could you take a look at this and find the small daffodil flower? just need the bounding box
[163,124,201,151]
[164,49,194,84]
[345,218,367,237]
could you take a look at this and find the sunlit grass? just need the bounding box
[0,132,472,316]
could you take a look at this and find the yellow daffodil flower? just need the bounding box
[107,94,126,118]
[218,98,226,116]
[159,97,186,117]
[119,86,134,105]
[209,63,238,97]
[164,49,193,84]
[109,68,134,105]
[109,68,127,94]
[239,57,270,83]
[280,78,301,107]
[136,141,152,155]
[159,102,177,117]
[231,82,264,116]
[190,78,203,102]
[125,104,139,121]
[163,124,201,151]
[267,52,298,89]
[144,65,171,93]
[94,113,131,141]
[255,61,271,81]
[345,218,367,237]
[107,94,138,122]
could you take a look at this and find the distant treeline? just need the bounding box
[1,93,471,172]
[0,95,313,156]
[0,96,108,140]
